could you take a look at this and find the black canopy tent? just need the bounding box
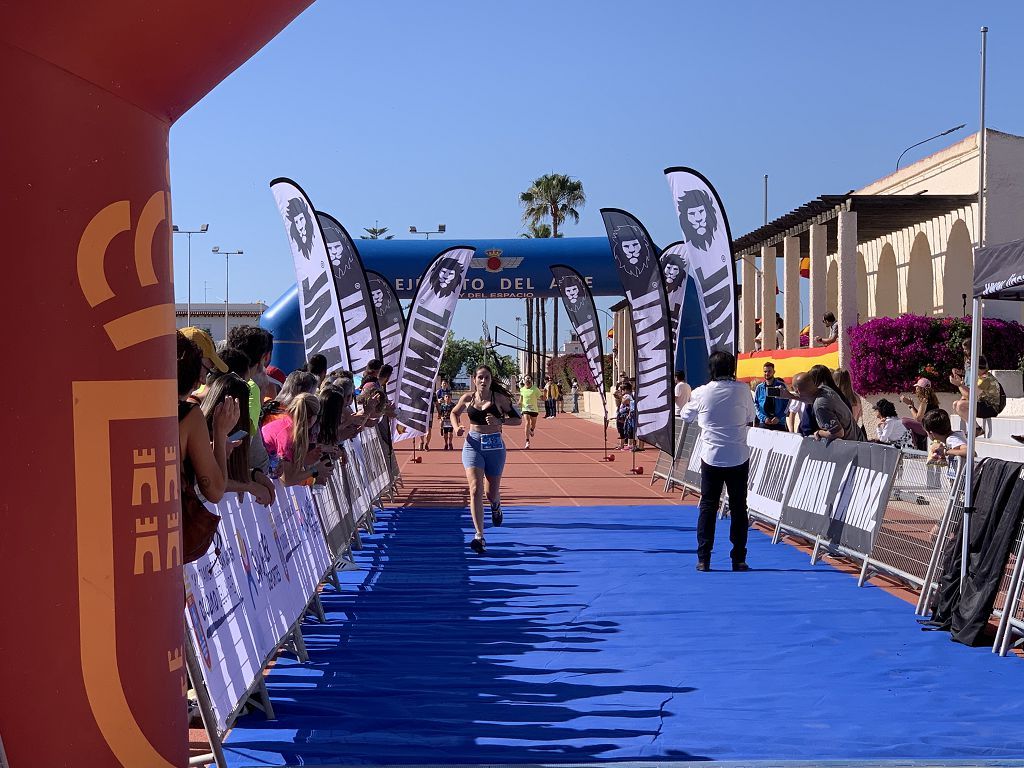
[963,236,1024,582]
[973,236,1024,301]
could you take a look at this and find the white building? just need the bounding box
[561,336,585,355]
[175,302,268,343]
[735,129,1024,366]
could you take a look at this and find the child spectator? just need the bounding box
[873,398,913,449]
[617,385,637,451]
[923,409,967,478]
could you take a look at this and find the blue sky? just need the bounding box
[169,0,1024,346]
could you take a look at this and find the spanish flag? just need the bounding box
[606,328,614,339]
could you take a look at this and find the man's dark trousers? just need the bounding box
[698,460,750,564]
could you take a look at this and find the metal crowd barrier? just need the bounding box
[187,429,400,768]
[858,450,954,589]
[661,422,703,499]
[990,464,1024,655]
[991,512,1024,655]
[914,462,967,616]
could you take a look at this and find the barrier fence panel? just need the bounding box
[654,425,688,488]
[745,428,803,527]
[664,423,702,496]
[860,450,953,588]
[683,427,708,492]
[915,463,967,616]
[992,507,1024,654]
[311,475,352,561]
[651,448,674,487]
[358,427,392,500]
[184,480,332,737]
[341,441,372,527]
[776,437,900,567]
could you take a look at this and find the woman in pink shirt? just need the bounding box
[261,392,331,486]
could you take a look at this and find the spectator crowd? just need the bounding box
[176,325,397,557]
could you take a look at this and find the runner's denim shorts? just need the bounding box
[462,431,507,476]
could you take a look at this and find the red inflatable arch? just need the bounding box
[0,3,311,765]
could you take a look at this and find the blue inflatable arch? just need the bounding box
[261,236,710,385]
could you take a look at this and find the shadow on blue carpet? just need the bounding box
[223,504,1024,766]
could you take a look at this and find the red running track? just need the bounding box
[391,412,679,508]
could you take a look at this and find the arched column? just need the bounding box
[943,219,974,316]
[856,251,869,321]
[826,259,839,319]
[875,243,899,317]
[907,231,934,315]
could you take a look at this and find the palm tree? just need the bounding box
[520,173,586,364]
[360,225,395,240]
[520,222,555,239]
[520,222,553,375]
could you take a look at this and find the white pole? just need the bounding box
[186,232,192,326]
[224,251,230,342]
[962,25,987,585]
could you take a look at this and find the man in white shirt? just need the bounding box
[680,351,757,572]
[673,370,692,417]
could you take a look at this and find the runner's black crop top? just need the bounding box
[467,400,503,426]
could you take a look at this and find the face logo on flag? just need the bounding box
[662,248,688,290]
[320,218,356,276]
[610,224,652,278]
[369,283,389,317]
[286,197,316,260]
[676,188,718,251]
[560,275,586,311]
[431,256,465,297]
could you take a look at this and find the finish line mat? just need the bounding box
[224,504,1024,765]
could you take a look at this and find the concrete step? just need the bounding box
[976,437,1024,462]
[981,415,1024,442]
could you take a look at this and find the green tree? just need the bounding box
[520,173,586,372]
[360,225,395,240]
[439,332,519,386]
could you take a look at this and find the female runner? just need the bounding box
[451,365,522,553]
[518,375,542,449]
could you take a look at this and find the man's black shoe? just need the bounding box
[732,562,751,572]
[695,561,711,572]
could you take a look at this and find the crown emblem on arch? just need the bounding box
[470,248,523,274]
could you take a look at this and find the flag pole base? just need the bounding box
[627,448,643,474]
[601,421,614,460]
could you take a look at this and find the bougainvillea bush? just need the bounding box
[547,354,597,390]
[848,315,1024,395]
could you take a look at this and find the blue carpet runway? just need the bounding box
[224,504,1024,765]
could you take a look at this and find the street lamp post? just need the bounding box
[172,223,209,325]
[409,224,446,240]
[895,123,966,171]
[211,246,243,341]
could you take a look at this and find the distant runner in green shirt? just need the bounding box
[519,376,542,449]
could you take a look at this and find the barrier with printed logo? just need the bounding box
[183,481,332,736]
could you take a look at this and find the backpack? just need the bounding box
[996,379,1007,415]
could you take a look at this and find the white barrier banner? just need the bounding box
[312,475,353,559]
[746,428,803,523]
[184,481,331,734]
[358,428,390,500]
